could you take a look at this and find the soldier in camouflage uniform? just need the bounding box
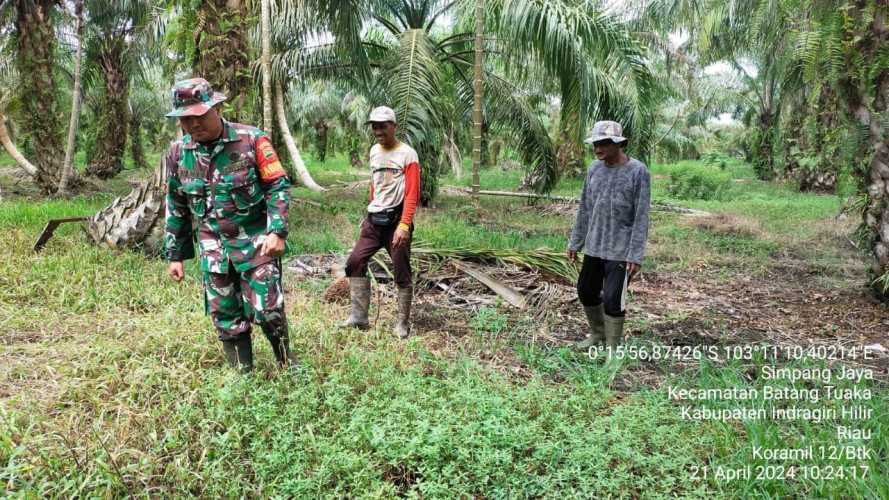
[163,78,297,372]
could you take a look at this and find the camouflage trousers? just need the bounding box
[203,260,288,342]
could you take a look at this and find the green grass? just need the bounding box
[674,356,889,498]
[0,216,718,496]
[1,154,885,498]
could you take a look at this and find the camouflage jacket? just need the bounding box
[164,120,291,273]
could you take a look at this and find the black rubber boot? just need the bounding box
[266,334,299,369]
[262,318,299,369]
[222,337,254,373]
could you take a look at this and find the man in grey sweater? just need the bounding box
[567,120,651,349]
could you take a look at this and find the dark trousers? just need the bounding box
[345,218,413,287]
[576,255,628,317]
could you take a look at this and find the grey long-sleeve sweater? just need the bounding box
[568,158,651,264]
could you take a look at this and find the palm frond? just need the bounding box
[484,0,658,152]
[389,28,443,144]
[412,240,579,283]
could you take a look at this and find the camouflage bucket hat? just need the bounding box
[165,78,227,117]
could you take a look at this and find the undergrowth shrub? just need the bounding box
[701,151,730,170]
[666,163,733,200]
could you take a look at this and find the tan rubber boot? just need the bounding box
[340,277,371,330]
[603,313,625,349]
[393,285,413,339]
[575,303,605,350]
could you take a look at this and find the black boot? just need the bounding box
[262,317,300,369]
[222,337,254,373]
[266,334,299,369]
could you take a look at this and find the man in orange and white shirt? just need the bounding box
[342,106,420,338]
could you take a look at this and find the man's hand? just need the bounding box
[261,233,286,257]
[392,227,410,249]
[627,261,640,280]
[168,261,184,282]
[567,250,577,263]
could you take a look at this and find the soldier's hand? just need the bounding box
[168,261,185,282]
[567,250,577,263]
[261,233,286,257]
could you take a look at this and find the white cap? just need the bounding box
[365,105,397,124]
[584,120,627,145]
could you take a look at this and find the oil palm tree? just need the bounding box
[57,0,83,194]
[696,0,800,179]
[638,0,889,299]
[271,0,657,201]
[287,80,346,162]
[82,0,158,179]
[5,0,64,193]
[0,78,39,178]
[794,0,889,299]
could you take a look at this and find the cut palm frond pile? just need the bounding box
[295,244,581,323]
[411,240,579,284]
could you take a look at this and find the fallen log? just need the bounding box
[445,186,576,202]
[34,217,89,252]
[442,185,712,216]
[451,260,526,309]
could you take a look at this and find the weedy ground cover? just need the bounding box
[0,155,885,498]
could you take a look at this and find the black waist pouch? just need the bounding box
[368,205,402,226]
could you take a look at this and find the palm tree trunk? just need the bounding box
[313,120,329,162]
[275,82,326,192]
[14,0,63,193]
[489,137,501,167]
[0,113,38,177]
[261,0,273,133]
[752,110,777,181]
[86,38,130,179]
[859,108,889,300]
[556,118,585,177]
[58,0,84,195]
[349,148,363,169]
[85,160,166,253]
[848,2,889,300]
[471,0,485,198]
[444,129,462,178]
[195,0,250,123]
[129,113,149,170]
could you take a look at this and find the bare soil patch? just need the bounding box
[684,213,763,239]
[284,248,889,387]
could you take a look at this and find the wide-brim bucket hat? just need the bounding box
[165,78,227,117]
[584,120,627,145]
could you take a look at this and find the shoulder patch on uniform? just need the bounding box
[259,160,286,181]
[255,137,285,181]
[260,141,276,159]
